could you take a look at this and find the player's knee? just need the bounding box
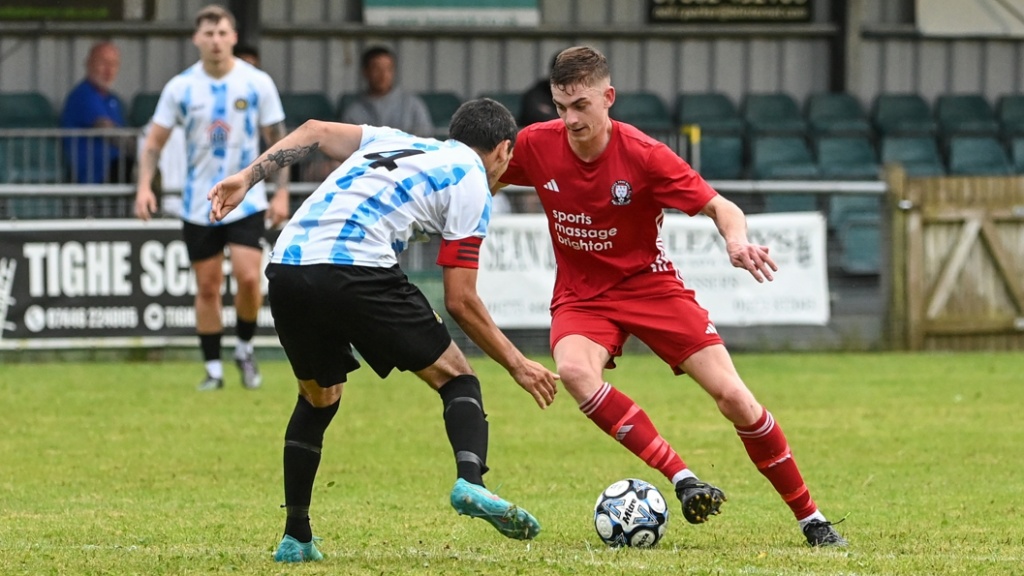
[712,384,759,422]
[438,374,484,412]
[555,358,599,389]
[301,381,342,407]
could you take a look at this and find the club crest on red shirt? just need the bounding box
[610,179,632,206]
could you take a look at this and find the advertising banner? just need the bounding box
[364,0,540,27]
[647,0,812,24]
[478,212,830,328]
[0,220,276,350]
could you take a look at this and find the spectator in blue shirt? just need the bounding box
[60,42,133,183]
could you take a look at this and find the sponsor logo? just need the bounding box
[543,179,560,192]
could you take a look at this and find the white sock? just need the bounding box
[798,510,826,526]
[671,469,697,486]
[235,340,254,358]
[205,360,223,379]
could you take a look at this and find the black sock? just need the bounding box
[438,375,489,486]
[199,333,222,362]
[236,318,257,343]
[282,395,339,542]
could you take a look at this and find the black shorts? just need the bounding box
[182,211,266,263]
[266,263,452,387]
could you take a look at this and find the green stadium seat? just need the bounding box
[997,94,1024,138]
[610,91,675,135]
[0,138,63,184]
[674,92,744,135]
[837,211,882,275]
[936,94,999,138]
[477,92,522,117]
[805,93,872,136]
[815,136,880,180]
[872,94,938,136]
[764,193,817,213]
[947,136,1012,176]
[128,92,161,128]
[417,91,464,132]
[742,93,808,136]
[750,136,821,179]
[279,92,335,129]
[695,135,743,180]
[336,92,359,119]
[1011,138,1024,174]
[828,194,880,230]
[0,92,57,127]
[880,136,945,177]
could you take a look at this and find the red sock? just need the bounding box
[736,407,817,520]
[580,383,687,482]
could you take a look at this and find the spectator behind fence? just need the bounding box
[234,44,260,68]
[60,41,134,183]
[341,46,434,137]
[135,4,291,393]
[518,52,559,127]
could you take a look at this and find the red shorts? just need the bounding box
[550,271,724,375]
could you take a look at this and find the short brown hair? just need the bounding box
[195,4,236,31]
[550,46,610,93]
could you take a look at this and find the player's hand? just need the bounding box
[509,359,559,409]
[268,189,290,228]
[727,241,777,282]
[208,173,248,223]
[134,188,157,221]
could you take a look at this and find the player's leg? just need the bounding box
[225,213,268,389]
[192,254,226,390]
[414,342,541,540]
[552,308,693,499]
[183,222,228,390]
[274,378,340,562]
[615,276,730,523]
[680,345,847,546]
[266,263,356,562]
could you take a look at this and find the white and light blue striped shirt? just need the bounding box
[270,126,492,268]
[152,59,285,225]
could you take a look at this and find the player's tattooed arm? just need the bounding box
[247,139,319,188]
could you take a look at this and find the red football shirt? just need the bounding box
[502,119,718,307]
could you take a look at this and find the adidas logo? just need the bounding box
[615,425,633,441]
[542,179,559,192]
[705,323,718,335]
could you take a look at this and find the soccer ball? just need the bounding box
[593,478,669,548]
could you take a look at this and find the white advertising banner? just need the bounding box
[478,212,830,328]
[917,0,1024,37]
[477,214,556,328]
[660,212,830,326]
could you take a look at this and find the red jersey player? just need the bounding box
[499,45,847,547]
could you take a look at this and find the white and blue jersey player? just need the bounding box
[207,99,558,562]
[135,6,291,392]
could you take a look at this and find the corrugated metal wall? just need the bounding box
[1,0,1021,116]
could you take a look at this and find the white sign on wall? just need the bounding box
[478,212,830,328]
[917,0,1024,37]
[364,0,540,27]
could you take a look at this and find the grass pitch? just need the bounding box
[0,351,1021,575]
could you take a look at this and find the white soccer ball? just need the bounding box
[593,478,669,548]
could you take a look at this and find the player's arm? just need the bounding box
[440,243,557,409]
[209,120,363,222]
[259,120,292,227]
[699,194,777,282]
[134,123,172,221]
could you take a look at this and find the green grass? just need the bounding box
[1,352,1021,575]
